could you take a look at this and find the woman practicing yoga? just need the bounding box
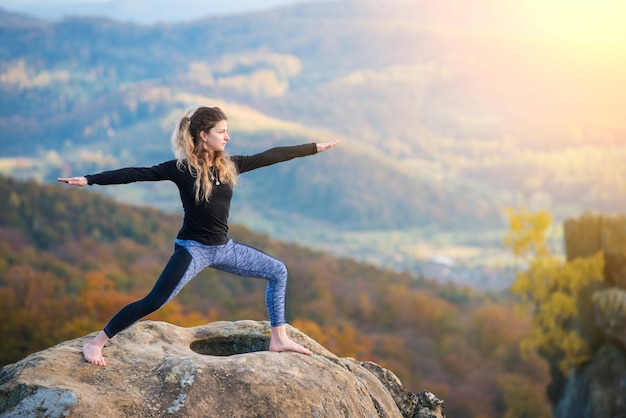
[59,106,338,366]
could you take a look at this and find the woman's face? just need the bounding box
[200,120,230,152]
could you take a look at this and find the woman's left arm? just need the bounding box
[234,141,339,174]
[316,141,340,153]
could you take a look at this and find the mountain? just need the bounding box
[0,1,624,281]
[0,174,551,417]
[0,0,305,23]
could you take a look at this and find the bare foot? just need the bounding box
[269,325,312,355]
[82,331,110,366]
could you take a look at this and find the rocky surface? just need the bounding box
[554,212,626,418]
[552,342,626,418]
[0,320,445,418]
[564,212,626,288]
[592,287,626,349]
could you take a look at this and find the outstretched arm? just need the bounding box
[234,141,338,174]
[316,141,339,153]
[58,162,178,187]
[58,176,88,187]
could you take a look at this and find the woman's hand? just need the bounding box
[316,141,339,153]
[57,176,88,187]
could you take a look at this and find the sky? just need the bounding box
[3,0,625,45]
[439,1,626,134]
[0,0,324,23]
[3,0,624,46]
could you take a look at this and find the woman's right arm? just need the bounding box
[57,176,89,186]
[58,161,179,187]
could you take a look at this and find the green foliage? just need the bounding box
[504,208,605,374]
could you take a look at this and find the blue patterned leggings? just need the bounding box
[103,239,288,338]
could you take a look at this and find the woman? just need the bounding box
[59,106,338,366]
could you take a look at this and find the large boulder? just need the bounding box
[0,320,444,418]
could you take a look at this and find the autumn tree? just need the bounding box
[504,208,604,374]
[0,265,71,365]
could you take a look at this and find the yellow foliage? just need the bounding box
[217,70,288,97]
[0,59,71,89]
[504,208,605,374]
[291,318,375,360]
[497,374,552,418]
[503,208,552,259]
[0,60,30,88]
[187,61,215,87]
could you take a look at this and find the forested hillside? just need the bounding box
[0,175,551,417]
[1,1,624,281]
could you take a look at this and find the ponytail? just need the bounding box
[171,109,195,163]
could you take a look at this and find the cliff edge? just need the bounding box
[552,212,626,418]
[0,320,444,418]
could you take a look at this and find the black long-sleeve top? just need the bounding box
[85,144,317,245]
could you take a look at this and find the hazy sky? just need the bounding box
[0,0,327,23]
[2,0,625,136]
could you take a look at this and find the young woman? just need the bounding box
[59,106,338,366]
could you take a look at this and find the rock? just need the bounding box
[0,320,445,418]
[563,211,603,262]
[562,212,626,353]
[553,342,626,418]
[552,212,626,418]
[564,211,626,288]
[592,287,626,350]
[359,362,445,418]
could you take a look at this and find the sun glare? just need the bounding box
[519,0,626,47]
[426,0,626,139]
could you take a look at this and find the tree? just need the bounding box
[504,208,604,374]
